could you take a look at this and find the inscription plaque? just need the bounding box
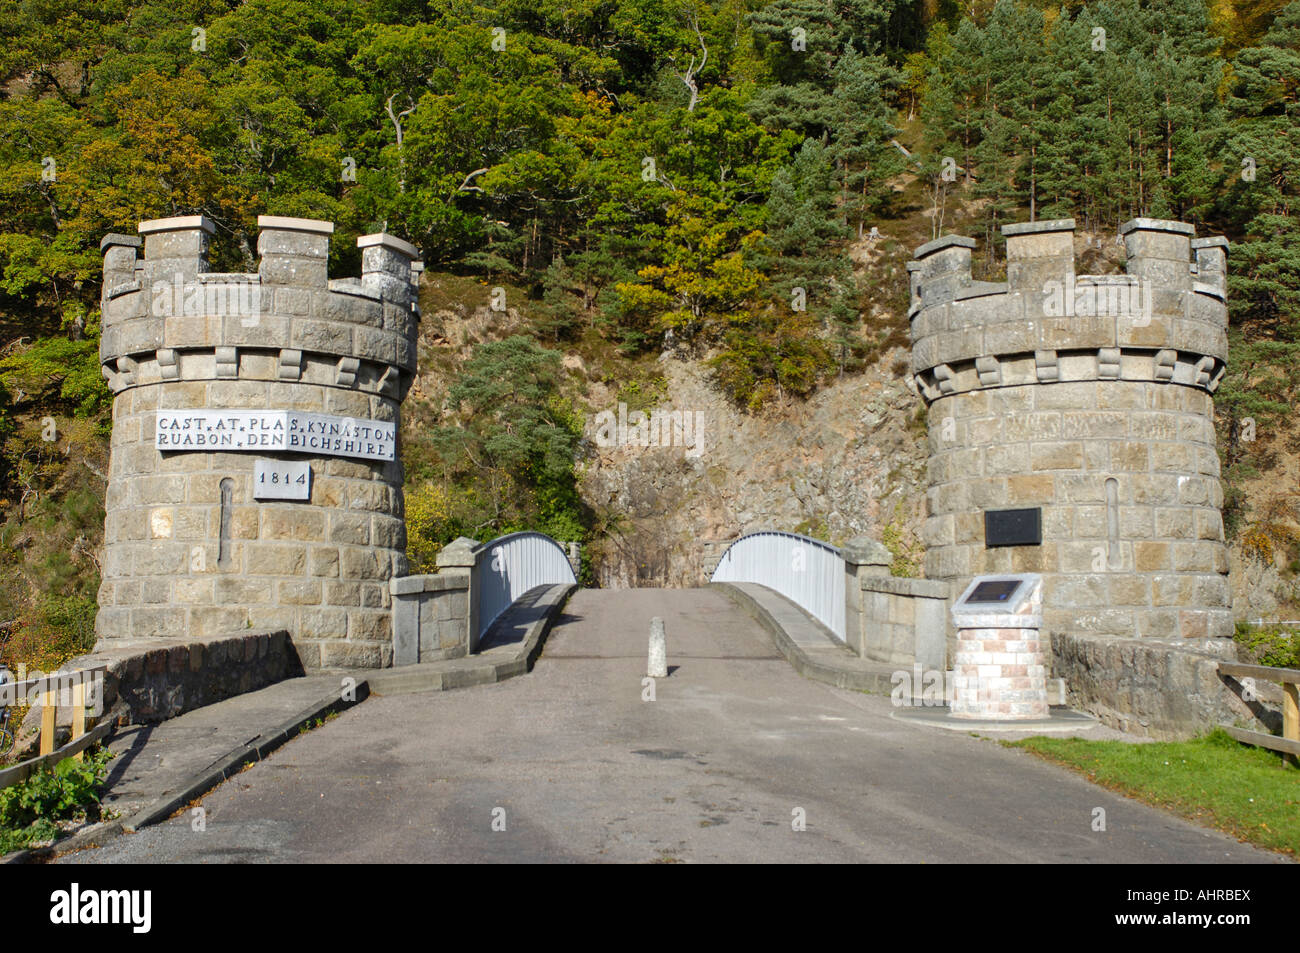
[156,410,396,461]
[963,579,1021,605]
[254,459,311,500]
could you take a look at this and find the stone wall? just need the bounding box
[842,537,949,671]
[96,216,422,669]
[923,379,1229,642]
[391,534,577,664]
[697,539,736,585]
[909,219,1232,654]
[95,630,300,723]
[1053,632,1282,740]
[857,576,950,672]
[391,573,471,664]
[14,631,299,752]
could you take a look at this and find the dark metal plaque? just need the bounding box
[964,579,1021,605]
[984,507,1042,548]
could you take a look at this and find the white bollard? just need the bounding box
[648,617,668,678]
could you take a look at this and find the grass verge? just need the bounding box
[1007,729,1299,855]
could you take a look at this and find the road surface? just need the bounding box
[63,589,1281,863]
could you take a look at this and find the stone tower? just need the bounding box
[908,218,1231,649]
[96,215,421,669]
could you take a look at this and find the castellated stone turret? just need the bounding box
[908,218,1231,648]
[97,215,422,669]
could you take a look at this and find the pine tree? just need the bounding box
[984,1,1048,221]
[762,138,863,370]
[747,0,904,231]
[920,19,984,186]
[829,45,905,228]
[1223,1,1300,336]
[1037,14,1092,222]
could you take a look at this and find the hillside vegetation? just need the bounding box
[1,0,1298,667]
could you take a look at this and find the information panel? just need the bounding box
[156,410,396,461]
[952,574,1042,621]
[963,579,1021,605]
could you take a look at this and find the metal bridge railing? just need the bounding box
[474,532,578,642]
[710,530,845,641]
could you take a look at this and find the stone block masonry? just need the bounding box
[908,219,1231,656]
[96,216,422,669]
[842,536,949,672]
[1053,631,1279,740]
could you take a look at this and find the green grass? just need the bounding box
[1008,729,1300,855]
[300,710,341,732]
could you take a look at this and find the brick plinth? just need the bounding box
[950,627,1049,719]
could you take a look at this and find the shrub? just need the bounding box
[404,482,461,573]
[1,594,98,672]
[0,337,111,419]
[0,746,112,853]
[1233,621,1300,669]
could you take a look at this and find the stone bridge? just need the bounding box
[56,583,1279,864]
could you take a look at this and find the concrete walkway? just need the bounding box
[101,675,357,822]
[1,673,363,862]
[59,588,1284,864]
[715,581,898,693]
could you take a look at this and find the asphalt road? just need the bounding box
[62,589,1283,863]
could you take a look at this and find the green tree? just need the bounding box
[747,0,904,231]
[431,336,586,542]
[761,138,863,370]
[1222,1,1300,336]
[708,308,834,410]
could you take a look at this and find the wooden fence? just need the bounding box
[1217,660,1300,762]
[0,667,110,790]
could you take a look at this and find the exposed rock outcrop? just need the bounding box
[579,349,928,588]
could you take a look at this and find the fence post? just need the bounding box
[1285,681,1299,767]
[71,677,86,761]
[39,687,56,756]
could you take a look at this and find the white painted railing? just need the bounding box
[474,532,578,641]
[710,531,846,641]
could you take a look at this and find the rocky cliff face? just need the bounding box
[1230,548,1300,623]
[578,349,929,589]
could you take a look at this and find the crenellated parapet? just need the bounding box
[99,216,421,401]
[908,219,1228,402]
